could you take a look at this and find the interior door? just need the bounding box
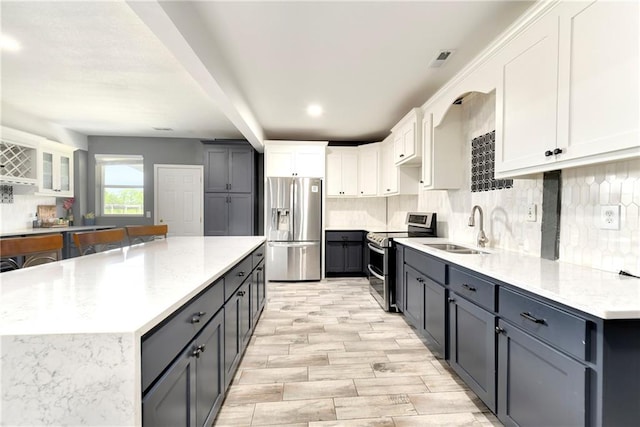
[155,165,203,236]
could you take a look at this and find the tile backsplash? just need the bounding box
[0,194,57,232]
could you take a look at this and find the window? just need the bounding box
[96,155,144,216]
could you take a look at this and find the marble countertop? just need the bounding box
[0,225,115,237]
[395,237,640,320]
[325,226,406,233]
[0,236,265,426]
[0,236,265,336]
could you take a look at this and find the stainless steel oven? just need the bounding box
[366,212,437,311]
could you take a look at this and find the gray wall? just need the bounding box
[87,136,206,227]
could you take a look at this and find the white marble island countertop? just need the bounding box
[0,236,265,426]
[396,237,640,320]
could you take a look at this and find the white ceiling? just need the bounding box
[1,1,533,149]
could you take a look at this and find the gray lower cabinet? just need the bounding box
[205,193,253,236]
[403,264,424,330]
[142,244,265,427]
[395,245,404,312]
[143,308,224,427]
[325,231,364,276]
[448,294,496,412]
[497,319,587,427]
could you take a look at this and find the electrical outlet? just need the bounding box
[600,205,620,230]
[146,211,151,218]
[526,204,537,222]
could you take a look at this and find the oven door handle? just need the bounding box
[367,243,386,255]
[367,264,385,281]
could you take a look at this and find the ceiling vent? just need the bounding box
[429,50,454,68]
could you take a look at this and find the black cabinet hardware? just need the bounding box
[520,311,546,325]
[495,326,506,335]
[448,297,456,303]
[462,284,477,292]
[553,148,563,155]
[190,311,207,324]
[545,150,553,157]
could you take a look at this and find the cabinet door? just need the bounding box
[497,319,587,427]
[341,151,358,196]
[239,281,252,349]
[325,241,345,273]
[358,145,379,196]
[401,123,416,160]
[143,346,196,427]
[252,261,266,327]
[404,265,424,330]
[344,242,363,273]
[326,150,343,196]
[294,146,325,177]
[195,310,225,427]
[41,151,54,192]
[228,194,253,236]
[204,194,229,236]
[424,276,446,356]
[224,292,241,387]
[59,152,71,193]
[229,148,253,193]
[380,139,397,195]
[393,133,404,164]
[266,146,295,176]
[449,295,496,412]
[495,13,560,175]
[420,114,433,188]
[558,0,639,160]
[204,148,229,192]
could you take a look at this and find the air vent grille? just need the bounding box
[430,50,454,68]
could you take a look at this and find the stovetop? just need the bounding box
[366,212,437,248]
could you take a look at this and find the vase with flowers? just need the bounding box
[63,197,75,226]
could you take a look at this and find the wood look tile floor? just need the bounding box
[213,278,501,427]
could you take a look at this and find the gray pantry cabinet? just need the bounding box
[325,231,365,276]
[395,242,640,426]
[141,243,266,427]
[204,144,255,236]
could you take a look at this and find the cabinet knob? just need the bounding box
[360,191,363,194]
[447,297,455,303]
[237,290,246,297]
[495,326,506,335]
[399,154,405,158]
[544,150,553,157]
[386,189,391,192]
[256,266,263,271]
[191,344,206,358]
[462,284,477,292]
[238,271,245,277]
[553,148,563,155]
[416,277,424,283]
[419,180,424,184]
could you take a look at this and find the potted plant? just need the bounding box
[83,212,96,226]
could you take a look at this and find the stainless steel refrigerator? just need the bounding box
[266,177,322,281]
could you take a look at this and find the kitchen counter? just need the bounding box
[396,237,640,320]
[0,224,115,238]
[0,235,265,426]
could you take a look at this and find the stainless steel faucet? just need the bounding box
[468,205,489,248]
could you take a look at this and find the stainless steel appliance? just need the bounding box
[266,177,322,281]
[366,212,437,311]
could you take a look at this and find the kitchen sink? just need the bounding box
[423,243,488,255]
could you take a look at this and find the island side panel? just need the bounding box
[1,332,138,426]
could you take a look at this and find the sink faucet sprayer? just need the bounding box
[468,205,489,248]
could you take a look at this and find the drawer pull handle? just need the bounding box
[462,284,477,292]
[237,290,246,297]
[256,253,263,257]
[256,267,263,271]
[417,277,424,283]
[448,297,456,303]
[190,311,207,324]
[520,312,546,325]
[495,326,506,335]
[191,344,207,358]
[238,271,245,277]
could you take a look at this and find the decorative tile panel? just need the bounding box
[1,185,13,203]
[471,131,512,192]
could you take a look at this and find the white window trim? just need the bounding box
[96,154,144,217]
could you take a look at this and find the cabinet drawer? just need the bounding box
[252,244,265,270]
[449,267,496,311]
[225,255,252,300]
[499,287,588,360]
[404,248,446,284]
[326,231,363,242]
[141,278,224,392]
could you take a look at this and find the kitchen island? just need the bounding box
[0,235,265,426]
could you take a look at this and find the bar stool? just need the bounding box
[0,234,64,271]
[73,228,126,256]
[126,224,168,245]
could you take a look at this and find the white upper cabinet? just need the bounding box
[265,141,327,178]
[495,0,639,177]
[0,126,39,186]
[326,147,358,197]
[380,135,419,196]
[357,143,380,197]
[392,108,422,166]
[37,140,75,197]
[421,105,464,190]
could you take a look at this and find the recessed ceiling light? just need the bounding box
[1,34,21,52]
[306,104,323,118]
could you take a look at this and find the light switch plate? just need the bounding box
[600,205,620,230]
[526,204,537,222]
